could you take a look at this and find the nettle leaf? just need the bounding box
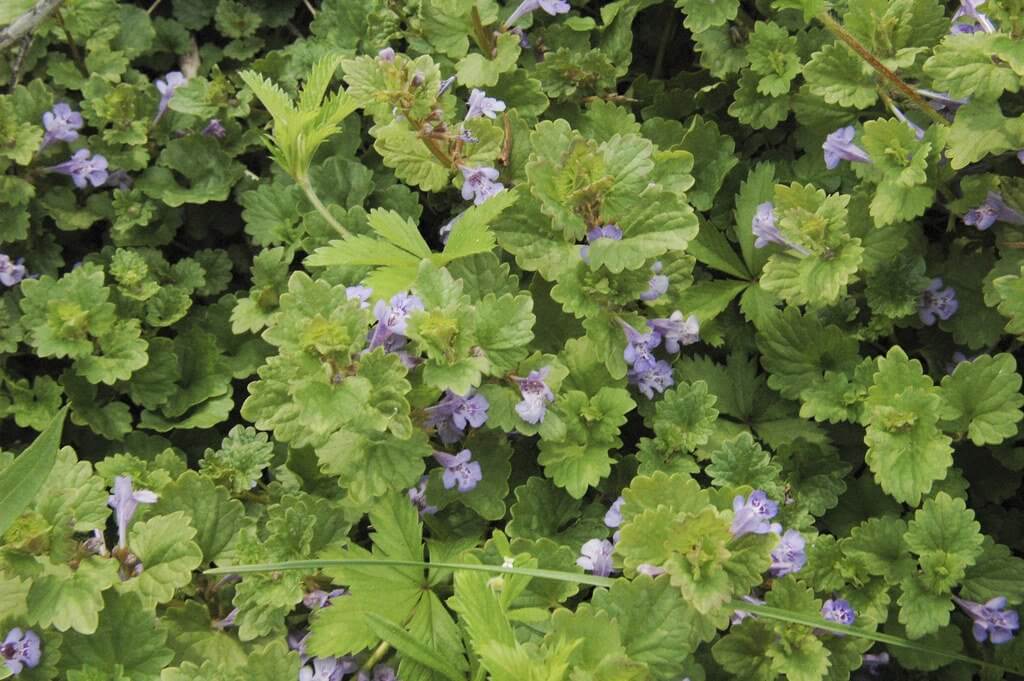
[746,21,802,96]
[198,425,275,494]
[924,33,1021,101]
[151,471,246,563]
[863,347,953,506]
[706,433,784,497]
[118,511,203,609]
[675,0,740,32]
[804,43,877,110]
[939,353,1023,446]
[538,387,634,498]
[755,306,861,402]
[651,380,719,454]
[26,556,119,634]
[62,591,173,681]
[946,101,1024,170]
[506,477,608,549]
[309,494,431,656]
[371,117,451,192]
[905,492,984,594]
[591,575,715,678]
[456,32,522,87]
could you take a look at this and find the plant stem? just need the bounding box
[299,177,351,238]
[360,640,391,673]
[53,9,88,78]
[470,6,495,56]
[652,4,677,79]
[816,10,949,128]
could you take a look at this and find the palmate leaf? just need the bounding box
[940,353,1024,445]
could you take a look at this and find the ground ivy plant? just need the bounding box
[2,0,1024,679]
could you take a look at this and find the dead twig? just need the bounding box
[0,0,64,51]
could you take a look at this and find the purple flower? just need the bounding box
[303,588,347,610]
[918,277,958,326]
[636,563,666,577]
[731,594,767,625]
[952,0,996,32]
[620,320,661,371]
[345,285,373,309]
[357,665,397,681]
[40,102,83,149]
[769,529,806,577]
[105,169,133,190]
[627,359,674,399]
[212,607,239,630]
[576,538,615,577]
[823,126,872,170]
[434,449,482,493]
[459,165,504,205]
[1018,150,1024,165]
[82,529,109,557]
[425,389,490,444]
[580,224,623,263]
[465,89,507,120]
[513,367,555,424]
[821,598,856,630]
[510,27,531,48]
[954,596,1020,644]
[860,652,890,676]
[915,88,968,112]
[889,103,925,140]
[202,118,226,138]
[504,0,571,27]
[47,149,109,188]
[407,476,437,516]
[438,76,457,97]
[647,311,700,353]
[457,128,479,144]
[378,47,396,62]
[946,351,975,374]
[1,628,41,675]
[154,71,187,123]
[604,496,624,528]
[288,630,311,663]
[730,490,780,538]
[963,192,1024,231]
[752,202,810,255]
[107,475,158,549]
[0,255,27,287]
[368,292,424,350]
[300,656,359,681]
[640,261,669,302]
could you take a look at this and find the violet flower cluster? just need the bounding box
[154,71,187,123]
[821,598,857,631]
[576,538,615,577]
[367,291,424,367]
[0,255,28,287]
[434,449,483,492]
[963,192,1024,231]
[918,278,958,326]
[40,102,83,150]
[730,490,781,538]
[621,312,700,398]
[1,629,40,676]
[504,0,571,28]
[47,149,109,189]
[752,203,809,255]
[424,389,489,444]
[512,367,555,424]
[954,596,1020,644]
[407,476,438,516]
[108,475,158,550]
[822,126,872,170]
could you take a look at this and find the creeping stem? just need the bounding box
[299,175,351,238]
[815,11,950,128]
